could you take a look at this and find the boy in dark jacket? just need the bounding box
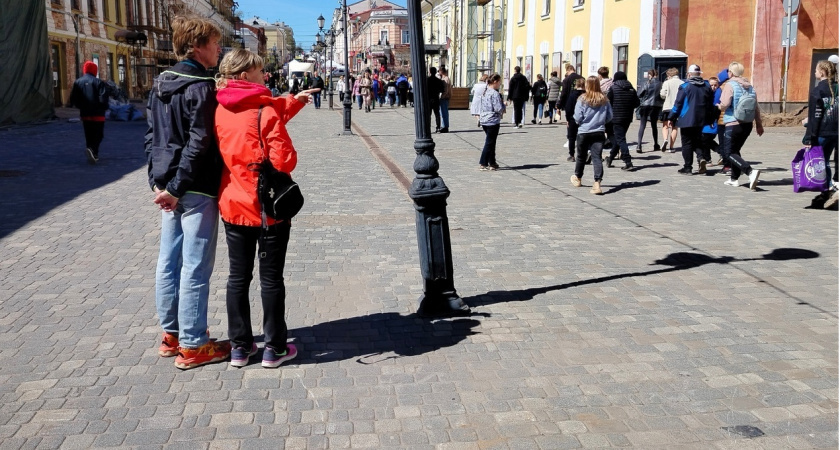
[605,71,640,170]
[70,61,111,164]
[669,64,714,175]
[564,77,585,161]
[145,16,230,370]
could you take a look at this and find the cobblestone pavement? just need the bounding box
[0,101,836,449]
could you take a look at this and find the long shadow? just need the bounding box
[270,313,488,365]
[631,162,679,171]
[758,178,794,186]
[502,163,558,170]
[634,154,663,160]
[604,179,661,194]
[461,248,833,316]
[0,120,147,239]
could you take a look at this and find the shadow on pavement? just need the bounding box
[604,179,661,194]
[503,163,558,170]
[0,120,147,240]
[462,248,831,315]
[286,312,488,365]
[758,178,794,186]
[631,162,679,171]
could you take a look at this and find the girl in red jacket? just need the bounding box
[215,49,316,368]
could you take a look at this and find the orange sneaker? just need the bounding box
[174,340,231,370]
[158,332,179,357]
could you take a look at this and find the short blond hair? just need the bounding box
[172,16,222,60]
[728,62,745,77]
[216,49,264,88]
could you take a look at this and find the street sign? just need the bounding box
[782,15,798,47]
[784,0,800,13]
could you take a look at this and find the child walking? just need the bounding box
[571,76,613,194]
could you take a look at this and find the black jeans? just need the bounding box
[479,124,500,167]
[679,126,705,170]
[575,132,605,181]
[513,98,526,125]
[398,88,408,106]
[547,101,557,122]
[636,106,661,148]
[721,123,753,180]
[82,120,105,156]
[428,100,441,129]
[701,132,719,163]
[609,121,632,164]
[224,221,291,352]
[566,118,579,157]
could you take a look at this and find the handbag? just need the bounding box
[791,146,828,193]
[250,105,304,221]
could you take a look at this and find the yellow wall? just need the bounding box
[601,0,640,80]
[565,4,591,71]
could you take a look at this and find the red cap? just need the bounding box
[83,61,98,76]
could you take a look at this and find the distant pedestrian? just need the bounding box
[605,71,640,171]
[146,16,230,370]
[669,64,715,175]
[215,49,313,368]
[563,77,585,163]
[507,66,531,128]
[660,67,682,152]
[359,72,373,112]
[311,72,324,109]
[559,64,584,146]
[396,73,409,107]
[353,75,362,109]
[470,73,489,127]
[717,61,765,190]
[439,67,452,133]
[530,74,548,124]
[635,69,664,152]
[546,71,562,123]
[478,73,505,171]
[805,60,839,208]
[571,76,613,195]
[336,75,346,102]
[386,76,397,107]
[70,61,111,164]
[427,67,445,132]
[598,66,613,94]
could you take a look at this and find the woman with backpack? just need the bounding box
[531,74,549,124]
[805,60,839,208]
[717,61,764,190]
[571,76,613,195]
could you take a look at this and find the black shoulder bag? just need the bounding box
[249,106,304,224]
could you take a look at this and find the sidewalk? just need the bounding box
[0,104,835,449]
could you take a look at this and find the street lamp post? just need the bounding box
[406,0,470,317]
[341,0,353,135]
[327,30,336,110]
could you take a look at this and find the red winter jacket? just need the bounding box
[216,80,304,226]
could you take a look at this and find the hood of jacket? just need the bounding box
[687,76,707,87]
[549,76,562,84]
[154,59,214,102]
[612,79,634,91]
[717,68,730,84]
[216,80,272,110]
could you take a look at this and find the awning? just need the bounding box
[115,30,148,45]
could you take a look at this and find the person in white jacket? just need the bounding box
[470,74,489,127]
[336,76,346,102]
[659,67,683,152]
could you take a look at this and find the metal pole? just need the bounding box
[342,0,353,134]
[782,0,792,114]
[407,0,470,317]
[655,0,662,50]
[329,33,335,110]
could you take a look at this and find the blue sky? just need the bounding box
[236,0,407,48]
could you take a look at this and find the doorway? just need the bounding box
[50,43,65,106]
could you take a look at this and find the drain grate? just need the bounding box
[0,170,25,178]
[721,425,765,438]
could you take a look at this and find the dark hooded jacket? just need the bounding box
[70,62,110,118]
[669,76,714,129]
[507,72,531,101]
[637,76,663,108]
[145,59,222,198]
[607,72,640,125]
[559,72,583,111]
[806,78,839,144]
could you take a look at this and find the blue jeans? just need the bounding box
[357,94,363,109]
[440,98,450,128]
[313,92,321,109]
[155,193,219,348]
[533,102,545,121]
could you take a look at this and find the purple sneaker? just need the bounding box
[230,343,258,367]
[262,343,298,368]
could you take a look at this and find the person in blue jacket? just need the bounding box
[669,64,715,175]
[700,76,721,164]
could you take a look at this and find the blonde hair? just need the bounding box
[728,62,745,77]
[817,60,837,82]
[216,49,263,89]
[580,76,607,108]
[666,67,679,78]
[479,73,489,82]
[172,16,222,60]
[573,77,585,89]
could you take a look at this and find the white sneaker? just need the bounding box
[825,190,839,209]
[724,178,739,187]
[748,169,761,190]
[563,141,569,148]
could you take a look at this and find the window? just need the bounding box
[107,53,113,81]
[103,0,109,20]
[543,0,550,16]
[380,29,388,44]
[51,0,62,5]
[402,30,410,44]
[88,0,96,15]
[541,54,548,79]
[572,51,582,75]
[517,57,523,70]
[519,0,526,23]
[572,0,584,8]
[114,0,121,24]
[616,45,628,73]
[71,0,80,10]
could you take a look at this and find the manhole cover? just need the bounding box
[721,425,765,438]
[0,170,25,178]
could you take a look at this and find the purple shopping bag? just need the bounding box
[791,146,828,193]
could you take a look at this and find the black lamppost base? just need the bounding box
[417,293,471,318]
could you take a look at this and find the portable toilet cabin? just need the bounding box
[636,50,688,87]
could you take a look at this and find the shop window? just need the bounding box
[616,45,628,74]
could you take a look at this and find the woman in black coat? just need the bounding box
[635,69,664,152]
[605,71,640,170]
[530,74,549,124]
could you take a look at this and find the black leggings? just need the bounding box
[636,106,661,147]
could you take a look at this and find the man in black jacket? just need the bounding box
[507,66,531,128]
[145,16,230,370]
[605,71,640,170]
[558,64,583,147]
[70,61,111,164]
[427,67,445,132]
[312,72,325,109]
[670,64,715,175]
